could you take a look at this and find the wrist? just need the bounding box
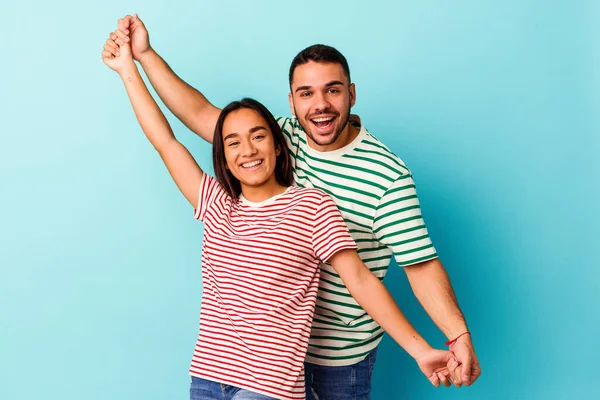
[444,320,469,341]
[118,62,138,81]
[406,338,433,360]
[138,47,156,66]
[445,331,471,347]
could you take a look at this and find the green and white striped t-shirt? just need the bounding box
[277,116,438,366]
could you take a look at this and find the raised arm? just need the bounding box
[102,36,203,208]
[109,14,220,143]
[328,249,457,388]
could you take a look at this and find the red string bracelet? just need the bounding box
[445,331,471,346]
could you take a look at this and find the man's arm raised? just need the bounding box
[113,14,220,144]
[138,48,220,143]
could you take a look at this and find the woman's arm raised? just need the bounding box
[103,38,203,208]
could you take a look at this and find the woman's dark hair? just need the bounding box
[288,44,351,87]
[212,98,294,199]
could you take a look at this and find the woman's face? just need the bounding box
[221,108,281,192]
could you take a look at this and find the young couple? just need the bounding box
[102,13,480,400]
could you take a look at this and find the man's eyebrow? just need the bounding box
[294,81,345,93]
[295,85,312,93]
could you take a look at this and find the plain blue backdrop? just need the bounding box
[1,1,598,399]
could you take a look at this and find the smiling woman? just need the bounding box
[212,99,293,201]
[102,37,358,399]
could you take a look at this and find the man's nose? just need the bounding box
[313,91,332,112]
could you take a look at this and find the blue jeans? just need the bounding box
[304,347,378,400]
[190,376,277,400]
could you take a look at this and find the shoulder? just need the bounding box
[275,116,294,128]
[290,185,328,199]
[287,186,332,206]
[354,127,412,179]
[276,116,304,134]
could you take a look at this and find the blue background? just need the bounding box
[1,1,598,399]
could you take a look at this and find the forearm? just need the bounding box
[119,64,176,150]
[119,63,203,207]
[350,271,433,358]
[331,250,432,359]
[139,49,219,143]
[405,258,468,339]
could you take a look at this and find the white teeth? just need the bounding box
[242,160,262,168]
[312,117,334,123]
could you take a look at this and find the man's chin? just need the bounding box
[307,130,339,146]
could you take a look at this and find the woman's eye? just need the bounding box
[228,141,239,146]
[254,135,265,140]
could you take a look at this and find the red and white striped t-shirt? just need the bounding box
[191,174,356,399]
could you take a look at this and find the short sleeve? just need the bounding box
[312,193,357,262]
[276,116,301,155]
[193,174,228,222]
[373,174,438,266]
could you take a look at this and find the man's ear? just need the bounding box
[349,83,356,109]
[288,92,295,116]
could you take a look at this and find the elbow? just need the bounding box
[154,136,179,155]
[342,268,372,297]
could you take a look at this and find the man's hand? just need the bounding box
[415,348,458,388]
[448,334,481,386]
[114,14,151,62]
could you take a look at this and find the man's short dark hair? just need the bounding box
[289,44,351,87]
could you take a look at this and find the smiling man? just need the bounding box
[104,14,481,399]
[276,47,476,391]
[288,58,357,151]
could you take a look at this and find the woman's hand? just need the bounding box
[102,34,135,75]
[415,348,458,388]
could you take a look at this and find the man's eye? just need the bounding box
[300,92,311,97]
[328,88,340,94]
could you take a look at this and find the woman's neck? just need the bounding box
[241,182,289,203]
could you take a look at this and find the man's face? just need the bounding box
[289,61,356,150]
